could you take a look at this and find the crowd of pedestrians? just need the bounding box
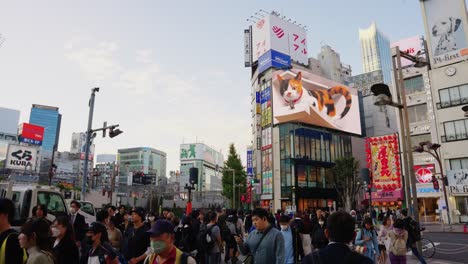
[0,196,427,264]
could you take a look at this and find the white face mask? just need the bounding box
[70,207,76,214]
[280,225,288,231]
[149,216,155,221]
[127,216,132,222]
[319,221,324,226]
[51,227,60,237]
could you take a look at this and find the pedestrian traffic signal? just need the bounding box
[189,167,198,185]
[432,176,440,191]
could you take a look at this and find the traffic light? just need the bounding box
[432,176,440,191]
[109,127,123,138]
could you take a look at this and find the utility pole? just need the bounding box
[82,88,99,200]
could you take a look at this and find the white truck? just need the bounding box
[0,182,68,227]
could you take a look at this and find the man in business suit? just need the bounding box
[70,200,87,246]
[302,211,373,264]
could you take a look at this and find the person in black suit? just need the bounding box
[302,211,373,264]
[69,200,87,246]
[52,215,79,264]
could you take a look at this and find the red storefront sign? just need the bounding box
[414,164,435,184]
[19,123,44,141]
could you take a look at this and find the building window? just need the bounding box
[410,133,431,145]
[450,158,468,170]
[404,76,424,94]
[439,84,468,108]
[444,119,468,142]
[407,104,428,123]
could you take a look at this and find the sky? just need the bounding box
[0,0,431,173]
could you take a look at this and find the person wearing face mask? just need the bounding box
[70,200,87,247]
[279,214,300,264]
[51,215,79,264]
[82,222,119,264]
[18,218,54,264]
[143,220,196,264]
[311,215,328,251]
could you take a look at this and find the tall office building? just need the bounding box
[29,104,61,153]
[359,22,392,84]
[117,147,166,186]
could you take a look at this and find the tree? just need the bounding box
[222,144,247,209]
[331,157,361,212]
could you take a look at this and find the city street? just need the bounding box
[412,232,468,264]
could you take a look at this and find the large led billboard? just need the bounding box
[391,35,425,68]
[272,70,362,135]
[251,14,308,65]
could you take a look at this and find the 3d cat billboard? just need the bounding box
[272,70,362,135]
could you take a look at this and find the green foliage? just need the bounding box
[222,144,247,208]
[332,156,360,211]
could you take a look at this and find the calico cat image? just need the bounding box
[277,72,352,121]
[309,85,352,120]
[278,72,304,110]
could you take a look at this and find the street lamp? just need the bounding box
[225,168,235,209]
[413,141,452,230]
[370,46,429,225]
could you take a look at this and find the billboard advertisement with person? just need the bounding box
[447,169,468,195]
[421,0,468,67]
[272,69,362,135]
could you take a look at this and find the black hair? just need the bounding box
[108,206,116,211]
[96,209,109,223]
[54,215,75,242]
[119,205,126,210]
[33,204,48,217]
[382,216,391,226]
[401,208,408,217]
[206,211,217,222]
[0,198,15,223]
[363,217,373,229]
[393,218,404,229]
[70,200,81,208]
[252,208,269,220]
[325,211,356,243]
[279,214,291,224]
[21,218,52,251]
[109,216,119,226]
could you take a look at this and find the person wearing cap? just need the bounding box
[82,222,118,264]
[126,207,150,264]
[144,220,196,264]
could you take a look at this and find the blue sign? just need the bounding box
[258,49,291,74]
[256,92,260,104]
[247,150,253,176]
[19,137,42,146]
[260,87,271,104]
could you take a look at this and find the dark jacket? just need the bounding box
[302,243,373,264]
[71,212,87,242]
[291,226,303,263]
[52,237,79,264]
[0,229,27,264]
[311,223,328,250]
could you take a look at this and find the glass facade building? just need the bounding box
[278,123,353,212]
[118,147,166,186]
[359,22,392,85]
[29,105,61,153]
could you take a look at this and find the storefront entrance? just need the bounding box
[418,197,439,222]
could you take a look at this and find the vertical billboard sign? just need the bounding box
[391,36,424,68]
[246,150,253,176]
[5,144,38,170]
[421,0,468,67]
[365,134,402,190]
[447,169,468,195]
[272,70,362,135]
[244,28,252,67]
[261,87,272,127]
[251,14,308,64]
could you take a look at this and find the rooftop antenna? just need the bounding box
[254,12,264,17]
[250,15,261,21]
[259,9,269,15]
[246,18,256,23]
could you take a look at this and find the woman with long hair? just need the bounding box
[51,215,79,264]
[18,218,54,264]
[355,217,380,262]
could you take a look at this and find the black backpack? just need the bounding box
[198,224,217,252]
[405,218,421,242]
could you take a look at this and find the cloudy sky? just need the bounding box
[0,0,429,173]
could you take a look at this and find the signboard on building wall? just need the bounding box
[421,0,468,68]
[272,70,362,135]
[391,35,424,68]
[365,134,402,190]
[258,49,291,74]
[251,14,308,64]
[262,171,273,194]
[244,28,252,67]
[5,144,38,170]
[18,123,44,146]
[71,133,94,161]
[414,164,435,183]
[180,143,224,167]
[447,169,468,195]
[246,150,253,176]
[261,128,272,150]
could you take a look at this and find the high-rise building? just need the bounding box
[359,22,392,84]
[0,107,20,167]
[117,147,166,186]
[29,104,61,153]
